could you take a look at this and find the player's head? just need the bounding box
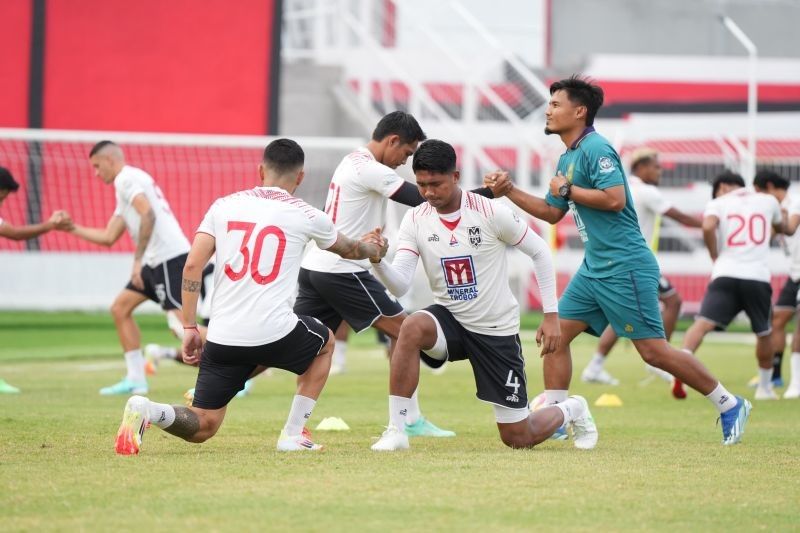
[412,139,460,210]
[89,141,125,184]
[370,111,427,169]
[0,166,20,206]
[545,76,604,135]
[630,147,662,185]
[259,138,305,193]
[753,169,790,197]
[711,171,745,199]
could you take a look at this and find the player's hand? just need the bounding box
[483,171,513,197]
[536,312,561,356]
[130,260,144,290]
[52,210,74,231]
[181,327,203,366]
[549,172,568,197]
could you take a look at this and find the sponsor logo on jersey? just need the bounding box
[598,156,615,174]
[428,234,440,242]
[441,256,478,301]
[468,226,482,248]
[506,394,520,403]
[449,234,459,247]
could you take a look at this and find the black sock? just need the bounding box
[773,351,783,380]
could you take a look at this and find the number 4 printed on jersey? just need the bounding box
[224,221,286,285]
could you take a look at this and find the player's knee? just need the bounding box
[398,315,433,348]
[109,301,128,321]
[498,426,533,449]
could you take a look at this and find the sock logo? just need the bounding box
[719,395,729,405]
[157,412,166,423]
[304,412,311,419]
[400,409,407,416]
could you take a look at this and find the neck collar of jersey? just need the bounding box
[570,126,596,150]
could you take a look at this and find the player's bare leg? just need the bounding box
[542,318,586,400]
[785,315,800,399]
[753,307,794,389]
[330,321,350,374]
[661,292,682,341]
[497,393,596,450]
[101,289,150,395]
[672,318,717,399]
[754,333,779,399]
[295,329,334,400]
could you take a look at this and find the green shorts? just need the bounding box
[559,269,665,339]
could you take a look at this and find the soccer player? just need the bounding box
[750,170,794,392]
[113,139,387,454]
[68,141,196,395]
[780,189,800,398]
[581,147,701,387]
[0,166,72,393]
[486,76,750,445]
[295,111,498,438]
[679,172,784,400]
[367,139,597,451]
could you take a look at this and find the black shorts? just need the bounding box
[125,253,188,311]
[192,315,330,410]
[417,304,527,409]
[775,277,800,310]
[294,268,404,332]
[698,276,772,336]
[658,275,676,297]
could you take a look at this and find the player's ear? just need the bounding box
[388,134,400,147]
[296,169,306,187]
[258,163,266,184]
[453,170,460,183]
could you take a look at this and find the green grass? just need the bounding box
[0,312,797,532]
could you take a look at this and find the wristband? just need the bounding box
[183,325,199,330]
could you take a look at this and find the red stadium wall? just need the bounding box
[0,0,279,134]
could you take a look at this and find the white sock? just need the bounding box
[555,397,586,424]
[680,348,693,356]
[791,353,800,387]
[156,346,178,360]
[758,367,774,390]
[283,395,317,437]
[588,353,606,373]
[706,382,738,413]
[125,349,146,382]
[148,401,176,428]
[389,395,412,429]
[405,389,421,425]
[333,341,347,367]
[545,389,568,404]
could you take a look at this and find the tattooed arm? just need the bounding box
[326,229,388,260]
[181,232,216,365]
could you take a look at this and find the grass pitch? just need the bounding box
[0,312,798,532]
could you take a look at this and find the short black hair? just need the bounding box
[549,76,604,126]
[0,166,19,192]
[712,171,746,199]
[262,138,304,174]
[372,111,427,144]
[89,140,117,158]
[412,139,456,174]
[753,169,790,191]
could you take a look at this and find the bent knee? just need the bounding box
[399,314,436,345]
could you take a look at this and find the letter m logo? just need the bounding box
[441,256,477,288]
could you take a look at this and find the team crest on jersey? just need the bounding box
[598,156,615,173]
[441,256,478,301]
[467,226,482,248]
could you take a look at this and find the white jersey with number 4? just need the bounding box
[113,165,190,267]
[197,186,338,346]
[302,147,406,273]
[704,188,781,282]
[397,192,530,336]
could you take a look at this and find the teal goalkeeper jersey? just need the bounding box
[545,128,657,278]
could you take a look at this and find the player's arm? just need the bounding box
[370,249,419,297]
[702,214,720,261]
[181,232,215,365]
[70,215,126,246]
[129,194,156,288]
[664,207,702,228]
[502,184,567,224]
[326,231,387,260]
[555,177,625,212]
[785,213,800,236]
[0,216,58,241]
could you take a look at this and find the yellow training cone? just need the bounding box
[594,393,623,407]
[315,417,351,431]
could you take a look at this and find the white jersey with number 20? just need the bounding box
[197,186,338,346]
[704,188,781,283]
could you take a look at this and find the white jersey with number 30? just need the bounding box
[396,192,529,336]
[704,188,781,282]
[302,147,405,273]
[197,186,338,346]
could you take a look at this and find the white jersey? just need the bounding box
[786,194,800,281]
[629,175,672,248]
[113,165,190,267]
[302,147,406,273]
[704,188,781,282]
[197,186,337,346]
[397,192,529,336]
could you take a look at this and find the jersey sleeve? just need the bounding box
[789,196,800,217]
[396,209,419,256]
[114,172,146,209]
[309,210,338,249]
[196,201,218,237]
[640,186,672,215]
[769,195,782,225]
[584,143,624,190]
[362,161,407,198]
[703,198,721,219]
[493,203,529,245]
[544,191,569,211]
